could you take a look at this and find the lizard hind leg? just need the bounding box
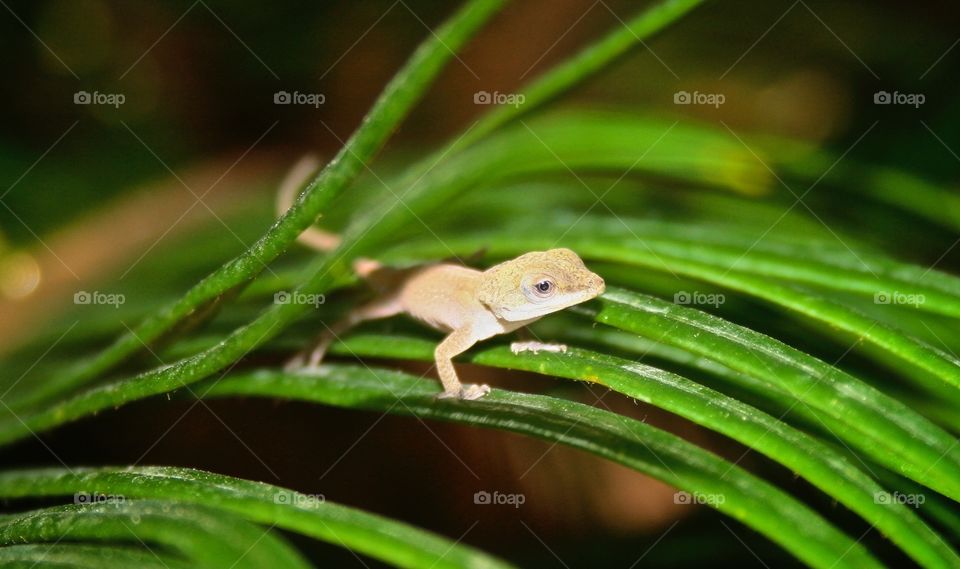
[276,155,342,252]
[285,295,403,372]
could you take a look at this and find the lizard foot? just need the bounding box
[283,344,328,373]
[437,383,491,401]
[510,341,568,355]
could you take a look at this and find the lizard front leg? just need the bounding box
[435,326,490,400]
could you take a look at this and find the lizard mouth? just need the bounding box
[591,275,606,296]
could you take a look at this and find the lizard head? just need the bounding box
[477,248,605,322]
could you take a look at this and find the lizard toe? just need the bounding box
[460,383,491,400]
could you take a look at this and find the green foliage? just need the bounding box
[2,0,958,567]
[0,468,513,569]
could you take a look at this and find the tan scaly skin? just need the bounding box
[278,157,605,400]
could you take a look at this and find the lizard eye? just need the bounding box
[522,274,558,302]
[533,279,554,297]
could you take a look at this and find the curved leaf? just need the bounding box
[0,501,307,569]
[312,336,959,567]
[200,366,884,569]
[0,467,514,569]
[585,289,960,492]
[0,544,192,569]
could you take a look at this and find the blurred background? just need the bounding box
[1,0,959,566]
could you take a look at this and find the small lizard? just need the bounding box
[278,157,605,400]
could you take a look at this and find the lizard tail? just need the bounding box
[276,155,342,252]
[352,257,383,278]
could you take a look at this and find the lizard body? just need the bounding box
[279,157,604,400]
